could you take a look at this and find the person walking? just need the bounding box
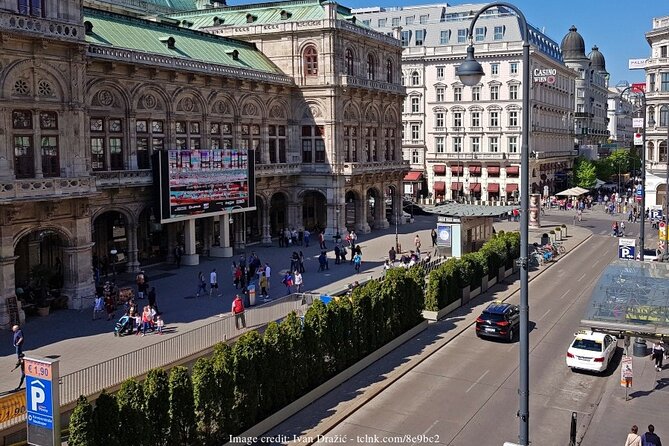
[625,426,642,446]
[334,244,341,264]
[353,252,362,274]
[651,341,665,371]
[294,270,303,293]
[232,294,246,329]
[259,272,269,299]
[389,246,397,264]
[264,263,271,288]
[147,287,158,313]
[209,268,220,297]
[93,293,105,321]
[12,325,24,359]
[281,272,293,295]
[233,263,242,290]
[431,228,437,247]
[13,354,25,391]
[136,270,147,299]
[155,315,164,335]
[140,306,152,336]
[174,245,183,268]
[642,425,662,446]
[298,251,306,273]
[304,229,311,247]
[195,271,207,297]
[414,234,422,253]
[319,231,326,249]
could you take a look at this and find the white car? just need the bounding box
[566,330,617,373]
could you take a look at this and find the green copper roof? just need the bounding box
[145,0,198,11]
[83,8,284,74]
[168,0,357,30]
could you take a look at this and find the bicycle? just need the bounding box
[551,242,566,254]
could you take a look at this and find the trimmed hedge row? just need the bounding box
[424,231,520,311]
[68,267,425,446]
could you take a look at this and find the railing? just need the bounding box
[342,160,408,175]
[255,163,301,177]
[339,75,405,94]
[0,294,309,431]
[0,12,83,41]
[427,152,512,161]
[653,16,669,29]
[0,176,97,202]
[93,169,153,188]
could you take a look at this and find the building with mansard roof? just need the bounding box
[354,3,576,204]
[0,0,406,325]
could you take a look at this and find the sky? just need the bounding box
[230,0,664,85]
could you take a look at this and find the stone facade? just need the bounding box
[0,0,407,326]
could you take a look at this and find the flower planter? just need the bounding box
[460,285,471,304]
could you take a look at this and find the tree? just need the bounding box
[144,369,170,446]
[192,357,218,442]
[116,379,146,445]
[93,390,120,446]
[211,343,235,439]
[279,312,307,401]
[69,396,95,446]
[574,157,597,189]
[231,330,265,431]
[168,366,196,445]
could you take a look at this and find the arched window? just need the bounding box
[648,142,654,162]
[648,106,655,125]
[386,59,393,83]
[660,141,668,163]
[304,45,318,76]
[661,105,669,127]
[411,71,420,86]
[345,49,354,76]
[367,54,376,80]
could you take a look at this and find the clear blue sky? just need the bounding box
[230,0,664,85]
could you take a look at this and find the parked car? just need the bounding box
[403,202,431,216]
[475,302,520,342]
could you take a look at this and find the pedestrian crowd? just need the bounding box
[624,424,662,446]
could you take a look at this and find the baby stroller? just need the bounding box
[114,315,133,337]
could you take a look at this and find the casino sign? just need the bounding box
[533,68,556,84]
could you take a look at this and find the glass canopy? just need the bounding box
[581,260,669,337]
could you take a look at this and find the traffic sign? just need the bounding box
[620,356,633,387]
[25,357,59,446]
[618,238,636,260]
[633,117,644,128]
[636,186,643,202]
[634,133,643,146]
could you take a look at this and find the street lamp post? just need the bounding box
[335,207,340,243]
[618,83,647,261]
[456,3,531,444]
[665,122,669,258]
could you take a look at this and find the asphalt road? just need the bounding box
[315,231,621,445]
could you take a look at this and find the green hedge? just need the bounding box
[69,266,425,445]
[425,231,520,311]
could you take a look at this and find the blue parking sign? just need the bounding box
[618,238,636,260]
[26,377,53,429]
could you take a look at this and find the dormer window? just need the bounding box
[159,36,176,49]
[280,10,291,20]
[246,13,257,23]
[213,16,224,26]
[226,49,239,60]
[181,20,193,28]
[84,21,93,35]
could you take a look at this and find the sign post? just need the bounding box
[620,355,633,401]
[25,357,60,446]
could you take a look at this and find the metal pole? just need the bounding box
[665,121,669,257]
[641,95,647,261]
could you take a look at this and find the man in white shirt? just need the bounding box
[264,263,271,288]
[293,270,303,293]
[209,268,220,297]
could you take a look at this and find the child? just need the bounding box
[259,272,269,299]
[155,315,164,335]
[93,294,104,321]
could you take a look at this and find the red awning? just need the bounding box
[451,182,463,191]
[404,171,423,182]
[433,164,446,175]
[434,181,446,195]
[469,165,481,175]
[487,165,500,176]
[469,182,481,192]
[506,184,519,192]
[506,166,520,176]
[451,165,463,175]
[488,183,500,193]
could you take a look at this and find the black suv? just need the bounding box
[475,302,520,341]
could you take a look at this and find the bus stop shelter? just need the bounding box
[581,260,669,339]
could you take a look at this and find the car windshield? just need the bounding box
[571,338,603,352]
[481,311,506,322]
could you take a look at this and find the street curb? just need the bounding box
[287,230,594,445]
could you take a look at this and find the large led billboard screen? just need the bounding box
[154,148,256,223]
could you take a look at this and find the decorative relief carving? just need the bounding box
[269,105,285,119]
[13,79,30,96]
[365,109,378,122]
[177,96,198,112]
[37,80,53,97]
[242,102,258,116]
[303,104,322,119]
[143,94,157,109]
[344,106,357,121]
[215,100,231,115]
[97,89,113,106]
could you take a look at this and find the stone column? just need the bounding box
[375,191,390,229]
[356,194,371,233]
[62,242,95,310]
[261,205,272,246]
[127,223,140,273]
[182,219,199,265]
[202,217,213,257]
[211,215,233,257]
[288,202,301,231]
[166,223,177,264]
[0,255,19,327]
[233,213,246,251]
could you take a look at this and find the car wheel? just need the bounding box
[508,329,514,342]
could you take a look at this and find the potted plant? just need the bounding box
[30,264,54,316]
[561,224,568,237]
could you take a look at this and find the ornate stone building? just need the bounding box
[0,0,406,325]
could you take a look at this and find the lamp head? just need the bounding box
[456,45,484,87]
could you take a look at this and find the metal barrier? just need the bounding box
[0,294,309,432]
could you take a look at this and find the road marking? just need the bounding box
[599,230,608,235]
[411,419,440,446]
[577,273,587,282]
[466,369,489,393]
[559,290,571,300]
[538,309,551,322]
